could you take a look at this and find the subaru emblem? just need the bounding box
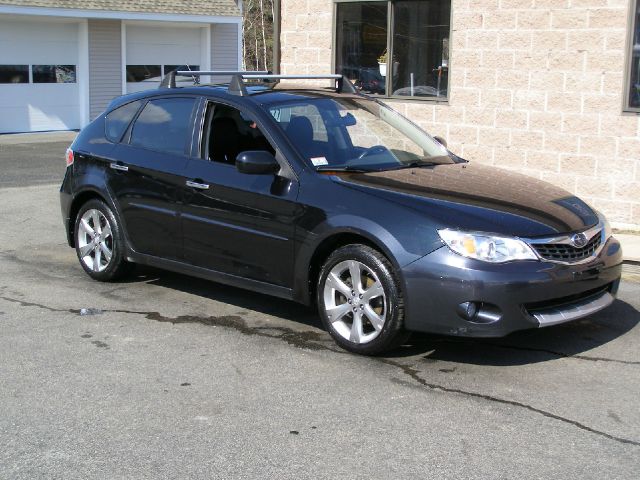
[571,232,588,248]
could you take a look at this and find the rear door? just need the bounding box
[181,99,300,287]
[110,96,197,260]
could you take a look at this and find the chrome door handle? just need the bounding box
[186,180,210,190]
[110,163,128,172]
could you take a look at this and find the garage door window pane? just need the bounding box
[130,98,196,155]
[33,65,77,83]
[336,2,388,95]
[164,65,200,75]
[126,65,161,82]
[0,65,29,84]
[106,100,142,143]
[391,1,450,98]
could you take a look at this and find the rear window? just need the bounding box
[129,97,196,155]
[105,100,142,143]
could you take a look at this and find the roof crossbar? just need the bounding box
[241,74,358,95]
[159,70,358,96]
[160,70,269,90]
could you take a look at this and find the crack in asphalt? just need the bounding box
[380,358,640,447]
[1,294,639,448]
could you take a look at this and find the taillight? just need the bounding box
[66,148,74,167]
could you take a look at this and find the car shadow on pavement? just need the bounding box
[130,265,323,329]
[388,299,640,366]
[128,266,638,366]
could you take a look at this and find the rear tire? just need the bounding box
[317,244,409,355]
[74,199,131,281]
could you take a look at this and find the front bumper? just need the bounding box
[401,236,623,337]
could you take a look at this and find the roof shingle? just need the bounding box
[0,0,241,17]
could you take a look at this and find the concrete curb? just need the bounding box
[0,131,78,145]
[616,234,640,263]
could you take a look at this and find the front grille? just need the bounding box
[524,284,612,312]
[532,233,601,262]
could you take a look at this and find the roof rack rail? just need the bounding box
[160,70,269,91]
[160,71,358,96]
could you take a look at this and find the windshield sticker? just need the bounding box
[310,156,329,166]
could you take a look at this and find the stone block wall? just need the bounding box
[281,0,640,228]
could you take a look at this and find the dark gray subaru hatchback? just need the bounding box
[60,72,623,354]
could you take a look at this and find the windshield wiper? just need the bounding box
[315,165,371,173]
[385,161,437,171]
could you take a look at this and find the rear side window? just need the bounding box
[105,100,142,143]
[130,97,196,155]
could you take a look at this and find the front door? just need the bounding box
[181,101,299,287]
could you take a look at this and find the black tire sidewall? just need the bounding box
[74,199,128,281]
[317,244,405,355]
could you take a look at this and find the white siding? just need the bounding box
[211,22,239,75]
[88,19,121,119]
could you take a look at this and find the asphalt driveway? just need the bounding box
[0,136,639,479]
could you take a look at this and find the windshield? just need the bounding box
[267,97,453,172]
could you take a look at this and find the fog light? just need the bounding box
[456,302,478,321]
[456,302,502,324]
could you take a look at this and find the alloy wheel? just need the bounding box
[322,260,387,344]
[77,208,114,273]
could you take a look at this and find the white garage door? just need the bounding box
[126,25,202,93]
[0,18,80,133]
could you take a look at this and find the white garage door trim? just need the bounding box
[122,22,210,95]
[0,16,87,133]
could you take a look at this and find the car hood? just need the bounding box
[333,163,599,237]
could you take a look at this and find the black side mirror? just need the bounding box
[236,151,280,175]
[434,136,447,148]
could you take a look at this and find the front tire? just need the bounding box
[317,244,409,355]
[74,199,131,281]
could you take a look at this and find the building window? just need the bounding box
[626,0,640,111]
[0,65,29,84]
[32,65,77,83]
[126,65,201,83]
[164,65,200,75]
[126,65,162,83]
[335,0,451,100]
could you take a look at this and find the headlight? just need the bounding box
[438,229,538,263]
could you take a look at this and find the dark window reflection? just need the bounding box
[392,1,450,98]
[33,65,76,83]
[0,65,29,84]
[336,2,388,96]
[105,100,142,143]
[126,65,161,82]
[629,2,640,109]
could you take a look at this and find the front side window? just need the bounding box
[627,0,640,111]
[0,65,29,84]
[335,0,451,99]
[202,103,275,164]
[130,97,196,155]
